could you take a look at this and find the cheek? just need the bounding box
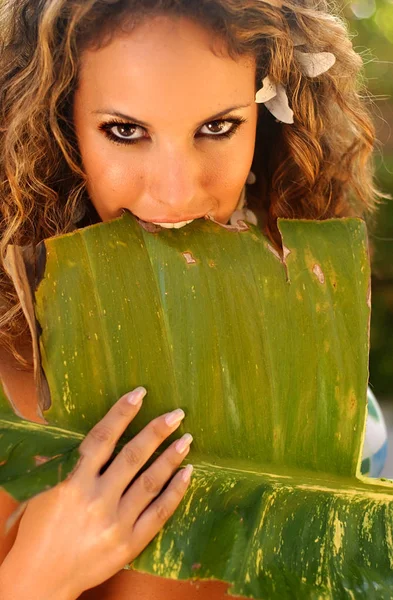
[81,140,143,215]
[212,133,257,219]
[90,160,132,193]
[213,139,254,192]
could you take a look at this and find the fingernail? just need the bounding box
[182,464,194,483]
[175,433,193,454]
[127,387,147,405]
[165,408,185,426]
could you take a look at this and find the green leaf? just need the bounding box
[2,213,393,599]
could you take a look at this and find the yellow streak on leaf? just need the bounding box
[333,511,344,556]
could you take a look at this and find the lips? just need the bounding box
[151,219,194,229]
[121,209,210,229]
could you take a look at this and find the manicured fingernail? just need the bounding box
[182,464,193,483]
[175,433,193,454]
[165,408,185,426]
[127,387,147,405]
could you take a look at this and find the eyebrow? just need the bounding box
[92,103,251,129]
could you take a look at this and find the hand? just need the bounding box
[0,387,193,599]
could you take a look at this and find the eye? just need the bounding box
[101,122,145,143]
[199,120,240,137]
[98,117,247,146]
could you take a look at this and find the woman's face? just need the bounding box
[73,15,258,227]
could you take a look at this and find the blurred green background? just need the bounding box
[343,0,393,397]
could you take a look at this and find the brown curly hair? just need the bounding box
[0,0,389,368]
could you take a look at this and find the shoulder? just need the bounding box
[0,344,31,564]
[0,341,45,425]
[0,341,46,564]
[0,490,21,566]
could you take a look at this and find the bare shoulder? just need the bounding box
[0,341,44,424]
[0,492,21,566]
[0,341,46,564]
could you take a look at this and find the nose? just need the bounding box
[144,145,208,219]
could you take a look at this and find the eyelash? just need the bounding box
[98,117,247,146]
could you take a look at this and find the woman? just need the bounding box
[0,0,388,598]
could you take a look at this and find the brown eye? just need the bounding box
[201,120,234,136]
[98,120,146,146]
[110,123,143,140]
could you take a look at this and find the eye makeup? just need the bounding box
[98,116,247,146]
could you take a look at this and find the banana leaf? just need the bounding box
[2,212,393,599]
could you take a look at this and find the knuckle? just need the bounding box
[100,522,122,545]
[116,401,133,419]
[173,482,186,501]
[122,444,142,467]
[85,496,107,519]
[140,472,161,495]
[88,424,114,444]
[57,479,88,508]
[149,419,167,441]
[155,502,171,523]
[116,407,130,419]
[62,473,83,496]
[166,448,186,467]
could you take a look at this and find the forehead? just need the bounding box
[76,16,256,121]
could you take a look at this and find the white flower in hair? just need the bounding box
[255,75,277,103]
[255,32,336,124]
[264,82,294,124]
[255,76,294,124]
[294,50,336,77]
[292,31,336,77]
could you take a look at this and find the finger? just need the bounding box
[117,433,193,523]
[75,387,147,478]
[130,465,194,554]
[98,408,186,500]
